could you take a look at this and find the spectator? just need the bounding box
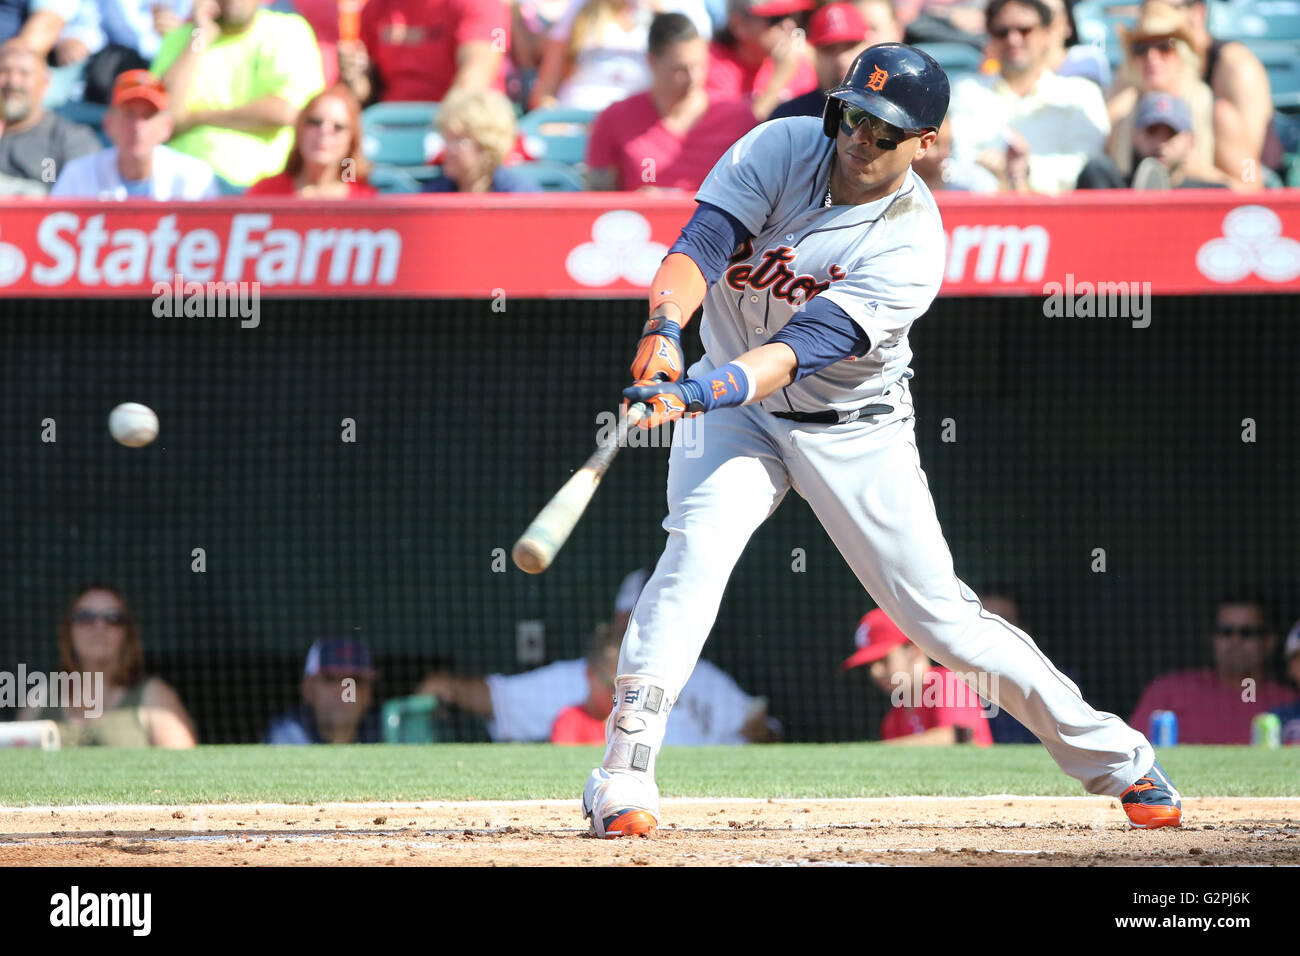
[150,0,324,188]
[706,0,817,119]
[245,84,376,197]
[896,0,986,48]
[585,11,753,191]
[512,0,573,74]
[1269,622,1300,746]
[422,87,540,192]
[853,0,902,44]
[21,584,197,748]
[417,568,780,743]
[550,622,621,744]
[1,0,77,59]
[50,68,218,198]
[265,637,383,744]
[912,116,1000,191]
[52,0,194,66]
[1077,92,1227,189]
[1039,0,1109,90]
[843,608,993,746]
[1156,0,1282,178]
[768,2,869,120]
[342,0,509,107]
[271,0,343,87]
[1130,595,1297,744]
[0,39,100,195]
[530,1,712,112]
[1106,1,1249,189]
[946,0,1109,194]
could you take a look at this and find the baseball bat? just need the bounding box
[512,402,647,574]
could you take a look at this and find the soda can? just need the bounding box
[1251,713,1282,748]
[1149,710,1178,746]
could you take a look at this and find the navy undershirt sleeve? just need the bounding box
[770,296,874,381]
[667,202,751,287]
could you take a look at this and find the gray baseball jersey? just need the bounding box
[694,116,946,415]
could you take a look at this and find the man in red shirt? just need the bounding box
[706,0,818,119]
[340,0,508,105]
[550,624,621,745]
[1131,595,1298,744]
[844,609,994,746]
[585,12,755,192]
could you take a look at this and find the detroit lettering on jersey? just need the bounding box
[694,116,946,415]
[724,239,848,306]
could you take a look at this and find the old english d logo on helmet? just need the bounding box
[822,42,950,139]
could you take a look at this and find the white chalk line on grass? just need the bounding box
[3,794,1297,814]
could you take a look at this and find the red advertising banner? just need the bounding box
[0,192,1297,298]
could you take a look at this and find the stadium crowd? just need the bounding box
[0,0,1294,198]
[15,579,1300,747]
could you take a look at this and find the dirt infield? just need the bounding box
[1,797,1297,866]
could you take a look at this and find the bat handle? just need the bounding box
[626,401,648,427]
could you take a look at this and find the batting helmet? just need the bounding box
[822,43,950,140]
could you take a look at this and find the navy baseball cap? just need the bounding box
[1135,93,1191,133]
[303,637,376,677]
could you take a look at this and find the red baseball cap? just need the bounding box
[807,2,869,47]
[111,69,168,111]
[746,0,816,17]
[841,609,910,670]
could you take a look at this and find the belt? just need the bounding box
[771,404,892,425]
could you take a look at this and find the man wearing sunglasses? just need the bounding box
[946,0,1109,193]
[582,41,1183,838]
[1131,595,1297,744]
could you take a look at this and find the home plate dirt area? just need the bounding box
[2,797,1298,866]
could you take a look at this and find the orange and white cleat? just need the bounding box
[1120,759,1183,829]
[583,769,659,838]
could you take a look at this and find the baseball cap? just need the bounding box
[110,69,168,111]
[742,0,817,17]
[1135,92,1191,133]
[841,608,910,670]
[1284,620,1300,660]
[807,3,868,47]
[303,637,376,677]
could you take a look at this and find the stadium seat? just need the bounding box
[1243,39,1300,110]
[512,159,584,192]
[1071,0,1142,66]
[1209,0,1300,41]
[53,101,110,147]
[361,101,441,166]
[368,163,424,193]
[516,107,597,167]
[915,41,986,74]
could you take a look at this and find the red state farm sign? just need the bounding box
[0,192,1296,298]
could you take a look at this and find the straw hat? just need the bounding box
[1120,1,1197,52]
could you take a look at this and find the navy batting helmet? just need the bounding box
[822,43,950,140]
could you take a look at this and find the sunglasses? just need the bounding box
[1132,37,1178,56]
[1214,625,1268,639]
[73,609,126,626]
[990,23,1038,39]
[840,106,917,150]
[304,116,350,133]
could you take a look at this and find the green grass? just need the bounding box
[0,745,1295,806]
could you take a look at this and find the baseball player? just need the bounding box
[583,42,1183,837]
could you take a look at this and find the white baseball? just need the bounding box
[108,403,159,447]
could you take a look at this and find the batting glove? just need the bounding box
[623,378,705,429]
[629,317,684,383]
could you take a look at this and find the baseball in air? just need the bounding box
[108,403,159,447]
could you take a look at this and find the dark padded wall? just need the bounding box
[1,297,1295,741]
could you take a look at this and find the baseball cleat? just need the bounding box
[583,768,660,839]
[1120,759,1183,829]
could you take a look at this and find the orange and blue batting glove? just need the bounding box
[623,361,753,430]
[629,317,684,383]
